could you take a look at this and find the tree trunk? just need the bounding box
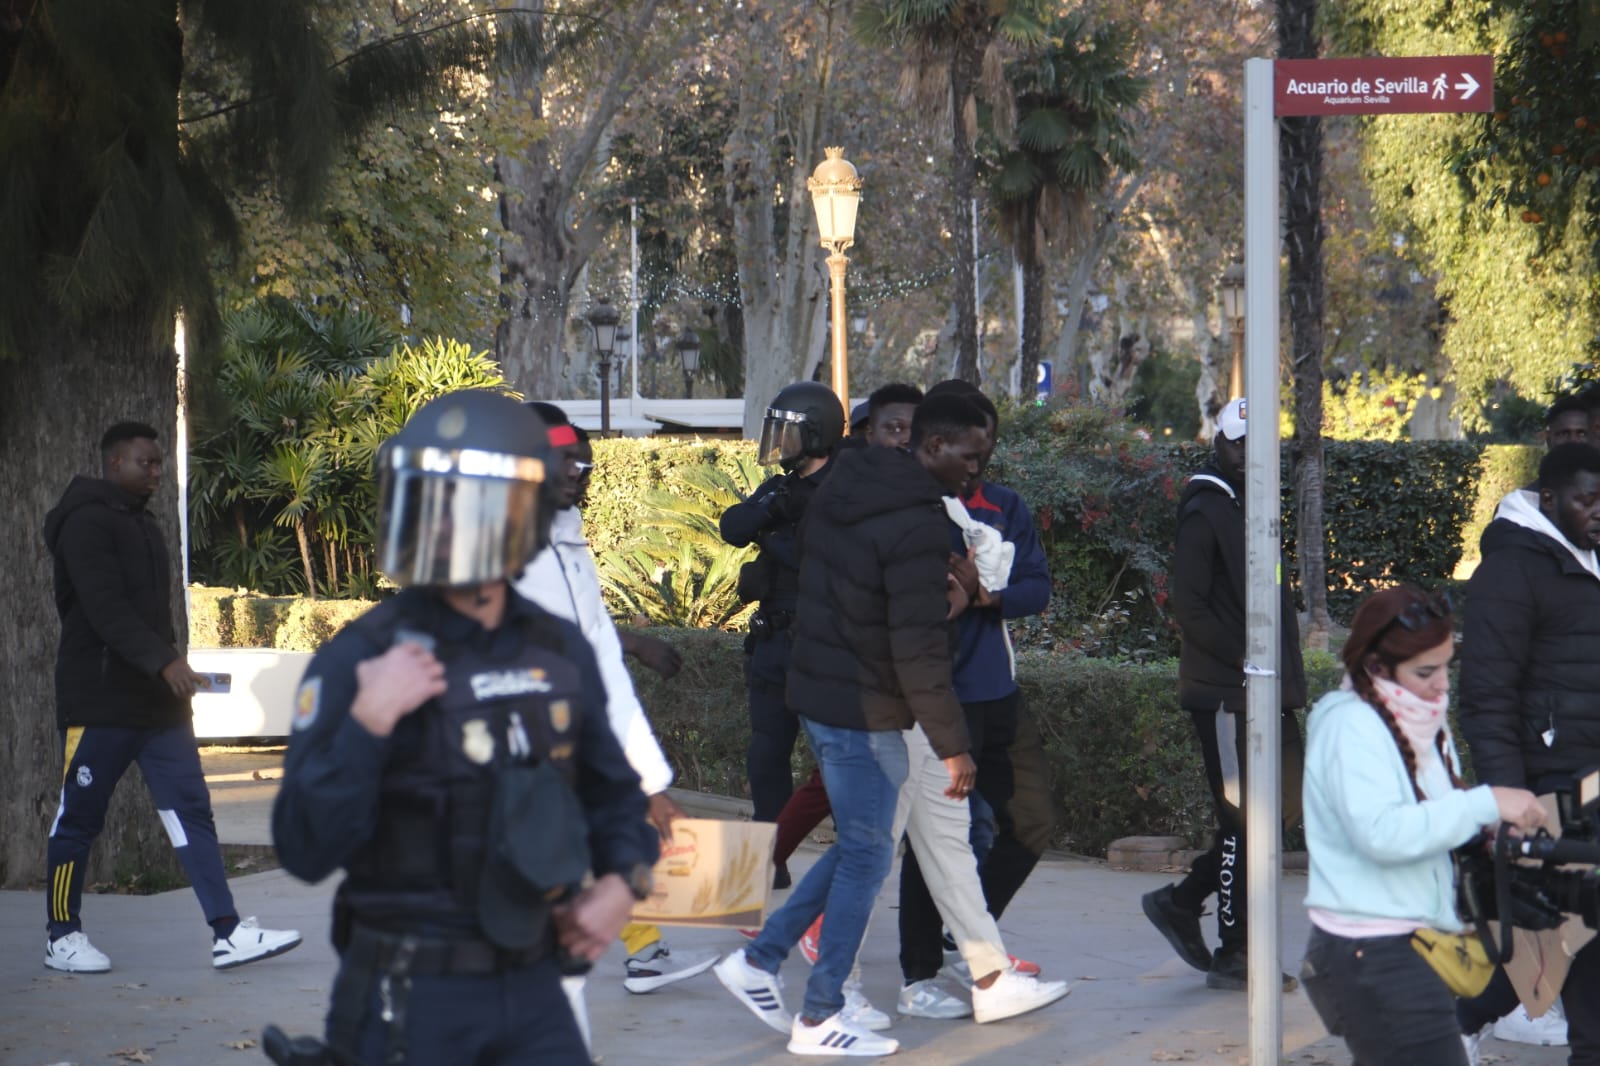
[1017,195,1044,398]
[0,307,186,889]
[1278,0,1331,647]
[726,5,832,436]
[493,1,664,400]
[948,33,983,384]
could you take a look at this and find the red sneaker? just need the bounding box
[737,929,759,940]
[1009,955,1040,977]
[799,914,823,965]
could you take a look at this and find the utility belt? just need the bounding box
[344,922,547,977]
[748,608,795,641]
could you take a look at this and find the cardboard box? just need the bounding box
[630,818,776,929]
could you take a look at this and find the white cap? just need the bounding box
[1217,398,1247,441]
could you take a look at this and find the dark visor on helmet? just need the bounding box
[758,408,809,467]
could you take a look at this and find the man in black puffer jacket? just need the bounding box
[1141,398,1306,993]
[1460,442,1600,1064]
[41,422,299,976]
[715,394,981,1057]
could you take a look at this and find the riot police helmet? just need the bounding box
[374,389,558,588]
[757,381,845,469]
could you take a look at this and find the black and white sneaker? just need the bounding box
[713,949,792,1034]
[623,943,717,993]
[787,1011,899,1057]
[212,917,302,970]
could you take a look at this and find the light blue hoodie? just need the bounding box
[1303,687,1501,933]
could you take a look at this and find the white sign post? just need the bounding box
[1240,52,1493,1064]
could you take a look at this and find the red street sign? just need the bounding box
[1275,56,1494,116]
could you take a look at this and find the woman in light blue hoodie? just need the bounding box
[1299,587,1547,1066]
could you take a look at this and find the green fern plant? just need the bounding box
[596,456,769,630]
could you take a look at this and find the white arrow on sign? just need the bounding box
[1455,72,1480,100]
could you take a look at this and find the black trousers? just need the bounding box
[745,633,798,823]
[899,692,1054,982]
[1302,927,1469,1066]
[1173,704,1304,956]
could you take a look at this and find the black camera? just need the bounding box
[1458,766,1600,961]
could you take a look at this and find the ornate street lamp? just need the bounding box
[808,146,863,427]
[674,326,701,399]
[585,297,620,434]
[1219,259,1246,401]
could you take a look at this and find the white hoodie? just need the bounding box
[514,507,675,795]
[1493,487,1600,580]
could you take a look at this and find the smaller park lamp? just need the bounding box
[675,326,701,399]
[1219,259,1246,401]
[586,297,620,434]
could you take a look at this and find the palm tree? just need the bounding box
[982,13,1146,396]
[854,0,1048,384]
[0,0,543,888]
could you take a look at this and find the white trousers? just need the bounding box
[890,725,1011,980]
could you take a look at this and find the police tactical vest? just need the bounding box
[340,596,586,936]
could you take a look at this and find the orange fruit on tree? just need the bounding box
[1522,210,1544,223]
[1538,172,1553,185]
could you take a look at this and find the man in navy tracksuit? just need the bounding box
[42,421,300,974]
[896,384,1058,993]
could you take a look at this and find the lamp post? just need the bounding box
[586,297,620,434]
[1219,258,1246,400]
[675,326,701,399]
[808,146,863,426]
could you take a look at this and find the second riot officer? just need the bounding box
[719,382,843,888]
[271,391,659,1065]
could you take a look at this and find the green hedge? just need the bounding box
[1458,444,1540,568]
[190,587,374,651]
[585,439,763,556]
[632,627,1347,856]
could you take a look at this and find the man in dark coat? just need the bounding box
[715,394,982,1057]
[1141,398,1306,991]
[42,422,300,974]
[1460,442,1600,1062]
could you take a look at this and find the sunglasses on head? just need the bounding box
[1380,590,1453,636]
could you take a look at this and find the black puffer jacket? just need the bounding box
[1171,466,1306,713]
[43,477,186,729]
[785,446,970,759]
[1460,506,1600,789]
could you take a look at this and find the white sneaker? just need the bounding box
[787,1011,899,1057]
[1492,1002,1568,1046]
[1462,1026,1485,1066]
[211,917,302,970]
[45,931,110,973]
[841,985,892,1031]
[713,949,793,1034]
[623,943,718,993]
[938,958,974,989]
[897,977,973,1020]
[971,969,1070,1024]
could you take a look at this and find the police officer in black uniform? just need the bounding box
[270,391,658,1065]
[719,382,843,886]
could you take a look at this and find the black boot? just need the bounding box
[1206,948,1298,992]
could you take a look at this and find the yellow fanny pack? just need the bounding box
[1410,927,1494,998]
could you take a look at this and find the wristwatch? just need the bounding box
[624,862,655,901]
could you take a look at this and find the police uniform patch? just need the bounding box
[293,678,322,732]
[462,719,495,764]
[549,699,572,734]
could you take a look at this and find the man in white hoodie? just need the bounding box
[1460,441,1600,1059]
[514,405,717,1009]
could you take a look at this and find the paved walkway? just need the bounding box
[0,754,1562,1065]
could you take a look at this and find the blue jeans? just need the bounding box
[745,717,908,1022]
